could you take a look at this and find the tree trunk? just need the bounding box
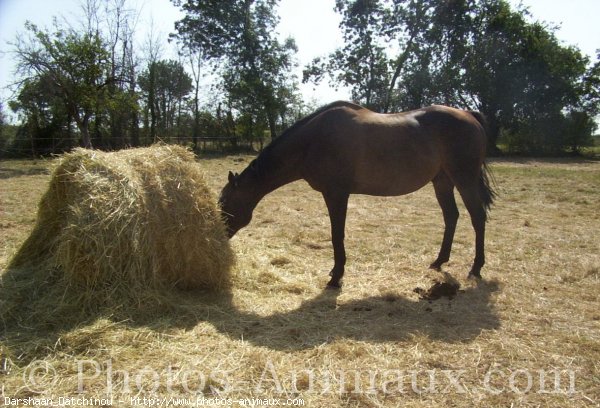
[176,98,182,143]
[193,85,200,149]
[79,118,93,149]
[129,73,140,146]
[267,111,277,141]
[149,63,157,143]
[482,110,501,155]
[384,34,416,113]
[130,110,140,147]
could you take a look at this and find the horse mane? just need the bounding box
[248,101,362,179]
[272,100,362,145]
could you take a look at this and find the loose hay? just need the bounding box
[1,157,599,407]
[6,145,233,316]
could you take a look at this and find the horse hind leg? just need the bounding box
[454,178,487,279]
[430,171,459,271]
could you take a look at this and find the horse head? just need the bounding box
[219,170,257,238]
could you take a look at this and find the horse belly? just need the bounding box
[351,165,437,196]
[351,138,440,196]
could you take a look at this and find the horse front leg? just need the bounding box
[323,190,349,289]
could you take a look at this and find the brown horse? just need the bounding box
[219,101,496,288]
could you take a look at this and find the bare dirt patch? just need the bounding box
[414,279,461,301]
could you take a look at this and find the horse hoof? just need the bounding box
[326,280,342,289]
[467,272,482,280]
[429,263,442,271]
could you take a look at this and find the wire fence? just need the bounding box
[0,135,258,159]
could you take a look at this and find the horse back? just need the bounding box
[309,103,487,162]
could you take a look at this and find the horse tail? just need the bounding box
[467,110,488,134]
[467,110,497,216]
[479,162,497,216]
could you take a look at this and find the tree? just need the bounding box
[172,0,299,140]
[102,0,140,149]
[139,21,164,143]
[138,59,193,140]
[8,74,75,155]
[582,52,600,116]
[304,0,390,111]
[0,103,5,154]
[12,21,112,148]
[457,2,592,152]
[185,48,204,148]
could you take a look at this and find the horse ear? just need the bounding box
[228,171,240,187]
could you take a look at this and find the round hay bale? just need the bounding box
[9,145,234,299]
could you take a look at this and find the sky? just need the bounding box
[1,0,599,119]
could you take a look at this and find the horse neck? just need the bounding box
[252,135,304,202]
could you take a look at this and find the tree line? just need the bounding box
[1,0,305,157]
[1,0,599,158]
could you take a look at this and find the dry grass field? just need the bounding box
[0,154,598,407]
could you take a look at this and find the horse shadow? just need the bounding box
[0,262,501,355]
[178,278,501,350]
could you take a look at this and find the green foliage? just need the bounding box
[0,103,5,155]
[8,74,76,155]
[460,1,595,153]
[502,110,596,155]
[13,21,112,148]
[304,0,391,110]
[138,59,193,142]
[173,0,300,140]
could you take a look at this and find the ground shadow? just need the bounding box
[197,279,501,350]
[0,260,501,359]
